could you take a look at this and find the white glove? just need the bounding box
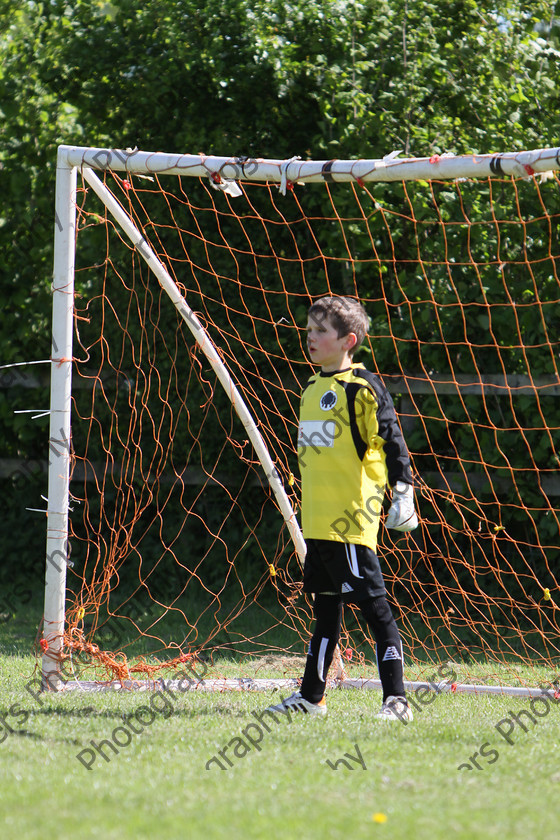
[385,481,418,532]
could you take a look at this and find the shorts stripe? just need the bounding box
[345,543,364,580]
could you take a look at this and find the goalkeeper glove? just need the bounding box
[385,481,418,532]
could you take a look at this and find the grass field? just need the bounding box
[1,603,559,839]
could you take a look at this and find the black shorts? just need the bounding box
[303,539,386,603]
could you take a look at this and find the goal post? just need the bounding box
[43,158,76,689]
[43,147,308,687]
[43,143,560,690]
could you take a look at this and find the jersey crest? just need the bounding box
[319,390,338,410]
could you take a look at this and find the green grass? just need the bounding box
[2,651,560,840]
[2,600,560,839]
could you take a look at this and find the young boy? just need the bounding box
[269,296,418,721]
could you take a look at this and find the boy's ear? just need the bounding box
[344,332,358,352]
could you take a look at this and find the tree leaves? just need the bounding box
[1,0,559,533]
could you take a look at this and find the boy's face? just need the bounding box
[306,314,357,371]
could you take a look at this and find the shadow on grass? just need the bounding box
[5,727,83,746]
[24,704,247,721]
[2,703,249,751]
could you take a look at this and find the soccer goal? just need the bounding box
[43,144,560,692]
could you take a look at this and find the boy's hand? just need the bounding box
[385,482,418,531]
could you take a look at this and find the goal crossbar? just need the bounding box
[59,144,560,190]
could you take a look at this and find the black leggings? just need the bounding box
[300,593,406,703]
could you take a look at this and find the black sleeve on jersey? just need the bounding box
[352,368,414,487]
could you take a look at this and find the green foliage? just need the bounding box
[1,0,559,613]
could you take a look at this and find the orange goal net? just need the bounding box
[46,146,560,686]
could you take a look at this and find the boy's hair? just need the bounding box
[308,296,370,355]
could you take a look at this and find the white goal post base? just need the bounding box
[41,677,554,699]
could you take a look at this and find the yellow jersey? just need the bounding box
[297,364,413,550]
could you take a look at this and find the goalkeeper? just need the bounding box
[269,296,418,722]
